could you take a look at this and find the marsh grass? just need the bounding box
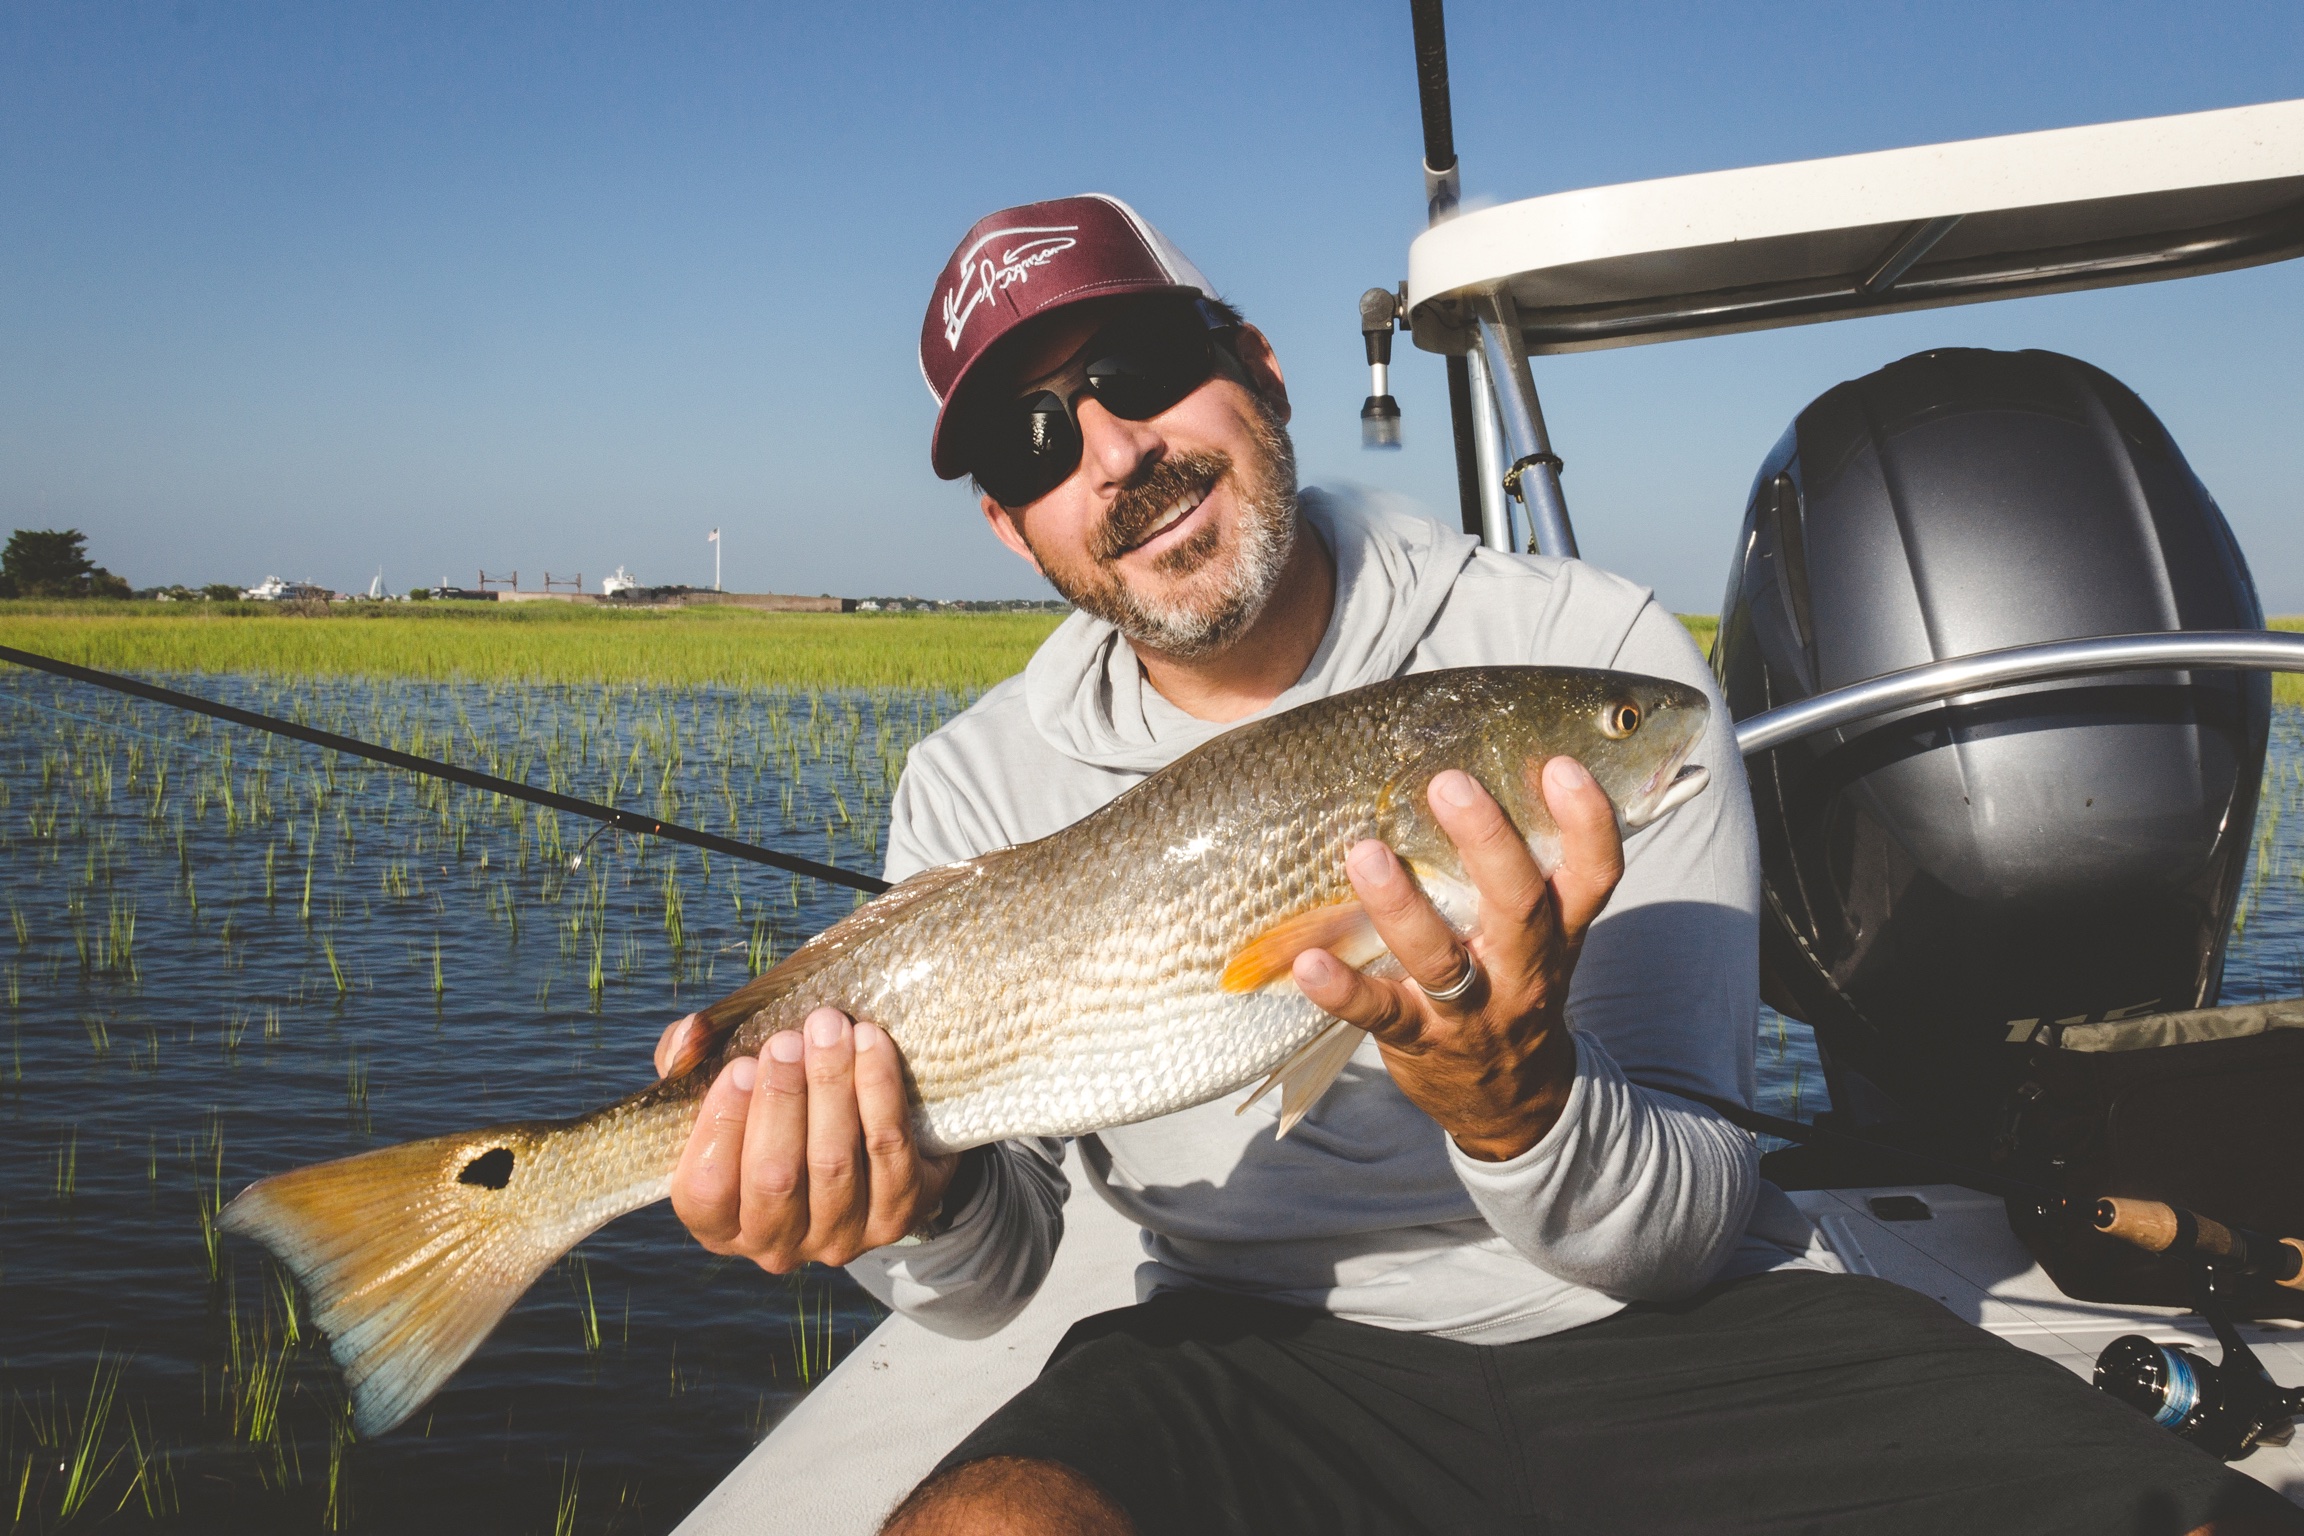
[568,1251,604,1355]
[786,1273,837,1388]
[1677,612,1719,656]
[0,602,1060,691]
[3,1348,175,1527]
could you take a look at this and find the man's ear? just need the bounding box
[979,496,1044,573]
[1231,324,1291,426]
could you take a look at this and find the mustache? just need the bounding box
[1089,452,1229,563]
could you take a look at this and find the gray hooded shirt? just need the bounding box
[847,488,1833,1343]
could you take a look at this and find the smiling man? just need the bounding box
[655,197,2298,1536]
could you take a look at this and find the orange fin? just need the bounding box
[1236,1019,1365,1136]
[1219,901,1384,994]
[662,1014,731,1080]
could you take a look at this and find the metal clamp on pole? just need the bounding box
[1501,452,1564,499]
[1473,291,1578,559]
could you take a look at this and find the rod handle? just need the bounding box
[2095,1197,2188,1253]
[2094,1197,2240,1258]
[2095,1198,2304,1287]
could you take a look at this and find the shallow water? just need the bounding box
[2,675,2299,1531]
[0,674,957,1532]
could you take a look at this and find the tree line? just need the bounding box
[1,529,131,600]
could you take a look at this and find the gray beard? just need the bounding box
[1035,405,1301,661]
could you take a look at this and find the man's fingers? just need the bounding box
[1539,756,1626,945]
[1342,839,1475,1004]
[654,1012,701,1079]
[853,1022,926,1248]
[1427,770,1553,970]
[1294,947,1421,1047]
[735,1029,811,1268]
[669,1053,757,1251]
[799,1008,868,1260]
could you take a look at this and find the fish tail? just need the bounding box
[219,1094,690,1437]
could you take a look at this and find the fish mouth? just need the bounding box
[1622,736,1711,830]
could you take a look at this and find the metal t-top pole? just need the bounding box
[1475,292,1577,559]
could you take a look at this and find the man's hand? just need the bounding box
[656,1006,960,1271]
[1292,756,1624,1163]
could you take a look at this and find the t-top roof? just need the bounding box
[1405,98,2304,356]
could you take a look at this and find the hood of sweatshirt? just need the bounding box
[1021,486,1480,773]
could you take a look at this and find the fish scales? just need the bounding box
[218,666,1713,1436]
[700,669,1703,1151]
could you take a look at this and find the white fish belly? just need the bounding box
[915,987,1332,1152]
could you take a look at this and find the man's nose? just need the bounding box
[1072,396,1164,492]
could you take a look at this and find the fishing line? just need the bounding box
[0,644,892,895]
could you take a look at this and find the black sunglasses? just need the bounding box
[965,300,1246,508]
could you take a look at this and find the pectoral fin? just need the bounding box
[1237,1019,1366,1137]
[1219,901,1385,994]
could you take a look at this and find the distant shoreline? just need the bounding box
[2,603,2296,705]
[0,601,1063,691]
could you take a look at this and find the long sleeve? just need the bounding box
[843,1135,1071,1337]
[1446,598,1764,1298]
[1446,1038,1757,1297]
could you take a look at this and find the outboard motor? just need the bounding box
[1714,348,2270,1160]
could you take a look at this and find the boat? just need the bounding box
[678,16,2304,1530]
[237,575,331,602]
[602,565,640,598]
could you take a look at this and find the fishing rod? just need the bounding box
[0,644,893,896]
[1406,0,1487,541]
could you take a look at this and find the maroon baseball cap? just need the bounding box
[921,194,1216,480]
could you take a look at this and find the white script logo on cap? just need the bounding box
[940,225,1080,352]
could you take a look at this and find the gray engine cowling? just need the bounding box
[1714,347,2270,1153]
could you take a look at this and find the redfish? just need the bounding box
[222,666,1712,1435]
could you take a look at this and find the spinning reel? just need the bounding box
[2090,1199,2304,1461]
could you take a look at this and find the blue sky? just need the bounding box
[4,1,2300,611]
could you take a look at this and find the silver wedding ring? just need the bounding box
[1421,953,1482,1004]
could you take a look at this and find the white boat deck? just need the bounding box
[675,1179,2304,1534]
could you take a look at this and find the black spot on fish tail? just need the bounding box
[457,1148,514,1189]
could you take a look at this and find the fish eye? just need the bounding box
[1599,700,1642,739]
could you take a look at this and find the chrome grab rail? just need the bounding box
[1732,630,2304,758]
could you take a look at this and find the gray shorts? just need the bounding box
[934,1270,2299,1536]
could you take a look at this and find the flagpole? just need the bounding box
[710,527,721,591]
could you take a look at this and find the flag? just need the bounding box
[707,528,719,543]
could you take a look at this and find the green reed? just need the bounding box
[0,603,1062,691]
[52,1124,78,1202]
[2,1347,173,1525]
[552,1454,583,1536]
